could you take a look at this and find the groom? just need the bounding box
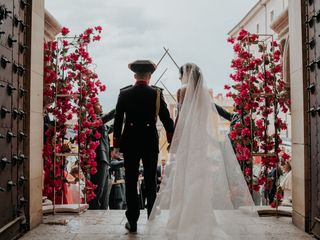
[112,60,174,232]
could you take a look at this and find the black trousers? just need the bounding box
[123,151,158,224]
[89,161,109,210]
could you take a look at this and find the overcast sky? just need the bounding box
[45,0,258,111]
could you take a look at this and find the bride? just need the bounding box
[145,63,262,240]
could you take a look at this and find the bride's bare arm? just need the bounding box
[177,87,186,107]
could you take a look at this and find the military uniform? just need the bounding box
[113,60,174,227]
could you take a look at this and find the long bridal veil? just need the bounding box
[145,63,263,240]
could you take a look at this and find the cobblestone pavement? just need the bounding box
[20,210,315,240]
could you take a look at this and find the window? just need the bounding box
[270,10,275,22]
[256,23,260,33]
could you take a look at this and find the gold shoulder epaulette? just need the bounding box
[151,85,163,91]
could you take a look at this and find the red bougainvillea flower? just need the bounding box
[270,201,277,208]
[273,50,281,62]
[99,84,106,92]
[282,152,290,161]
[237,29,249,41]
[61,27,70,36]
[232,43,241,53]
[227,36,235,44]
[250,34,258,42]
[252,184,260,192]
[93,131,101,139]
[255,119,264,128]
[93,35,101,42]
[234,122,242,130]
[273,65,282,73]
[95,26,103,33]
[62,40,69,47]
[229,130,238,140]
[244,115,251,126]
[245,167,251,176]
[84,28,93,35]
[226,91,233,98]
[90,167,97,175]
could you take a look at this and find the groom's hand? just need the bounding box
[111,148,121,159]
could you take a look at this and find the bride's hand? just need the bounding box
[167,144,171,152]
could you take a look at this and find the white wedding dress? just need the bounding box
[145,63,265,240]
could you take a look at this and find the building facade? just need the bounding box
[229,0,319,235]
[229,0,289,36]
[211,92,234,142]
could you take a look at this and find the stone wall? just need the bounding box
[28,0,45,229]
[288,0,310,231]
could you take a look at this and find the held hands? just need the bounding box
[111,148,121,159]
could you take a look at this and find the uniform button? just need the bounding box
[130,123,133,126]
[146,124,150,127]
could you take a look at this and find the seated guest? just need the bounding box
[280,161,292,206]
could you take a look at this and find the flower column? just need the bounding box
[226,30,290,207]
[43,26,106,209]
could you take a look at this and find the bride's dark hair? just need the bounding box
[179,63,201,84]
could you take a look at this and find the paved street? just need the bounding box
[20,210,315,240]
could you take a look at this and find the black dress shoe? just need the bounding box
[125,222,137,233]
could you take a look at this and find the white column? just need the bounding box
[288,0,309,231]
[28,0,45,229]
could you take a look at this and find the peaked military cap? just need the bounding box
[128,60,157,74]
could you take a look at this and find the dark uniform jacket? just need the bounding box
[113,83,174,154]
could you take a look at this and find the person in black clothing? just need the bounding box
[89,102,115,210]
[213,103,241,152]
[109,157,126,210]
[214,103,239,127]
[43,96,54,144]
[112,60,174,232]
